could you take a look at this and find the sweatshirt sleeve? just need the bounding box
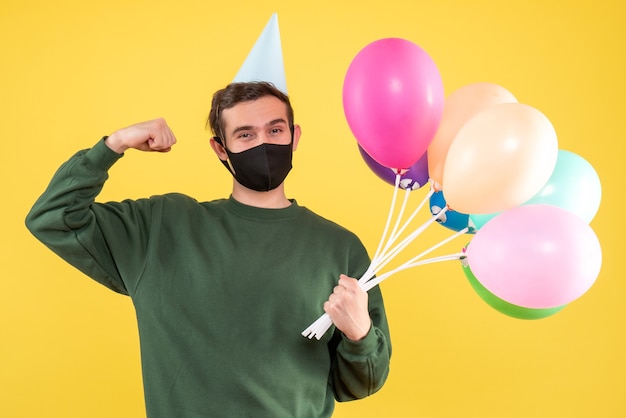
[327,237,392,401]
[25,138,152,295]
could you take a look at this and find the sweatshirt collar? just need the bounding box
[226,195,301,221]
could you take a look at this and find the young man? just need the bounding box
[26,82,391,417]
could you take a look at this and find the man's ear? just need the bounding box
[210,137,228,161]
[292,124,302,151]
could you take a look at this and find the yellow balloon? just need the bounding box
[442,103,558,214]
[428,82,517,187]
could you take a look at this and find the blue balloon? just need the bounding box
[430,191,475,233]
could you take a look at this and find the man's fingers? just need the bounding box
[146,123,177,152]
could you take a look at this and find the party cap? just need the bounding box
[232,13,287,94]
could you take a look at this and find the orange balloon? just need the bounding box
[442,103,558,214]
[428,82,517,187]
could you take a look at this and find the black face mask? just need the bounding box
[217,140,293,192]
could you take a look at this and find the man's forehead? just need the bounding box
[222,97,289,130]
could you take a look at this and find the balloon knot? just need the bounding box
[394,168,409,176]
[429,179,442,192]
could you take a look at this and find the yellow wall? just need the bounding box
[2,0,624,416]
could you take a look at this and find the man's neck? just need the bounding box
[231,182,292,209]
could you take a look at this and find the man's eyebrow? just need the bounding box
[230,119,288,136]
[231,125,254,136]
[267,118,288,126]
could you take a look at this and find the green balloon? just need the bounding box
[462,263,565,320]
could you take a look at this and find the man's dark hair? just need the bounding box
[207,81,294,141]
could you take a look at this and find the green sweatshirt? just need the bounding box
[26,139,391,418]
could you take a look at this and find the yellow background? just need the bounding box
[2,0,624,417]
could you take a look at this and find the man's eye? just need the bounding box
[270,128,282,134]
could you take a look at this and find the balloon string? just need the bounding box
[301,314,333,340]
[301,250,465,340]
[301,182,464,340]
[301,225,468,340]
[398,226,468,271]
[366,187,412,280]
[362,252,465,292]
[369,183,433,279]
[370,207,448,277]
[363,172,403,285]
[380,187,412,262]
[364,227,467,291]
[380,187,434,263]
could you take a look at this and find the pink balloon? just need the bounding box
[465,204,602,309]
[343,38,444,170]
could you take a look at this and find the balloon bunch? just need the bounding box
[302,38,603,339]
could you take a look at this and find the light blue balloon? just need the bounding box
[468,212,498,230]
[523,150,601,223]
